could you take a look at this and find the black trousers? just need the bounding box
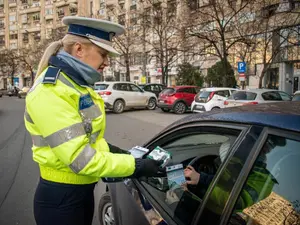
[34,178,96,225]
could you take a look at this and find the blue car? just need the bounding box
[99,102,300,225]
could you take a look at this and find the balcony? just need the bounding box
[106,0,117,6]
[20,5,41,14]
[9,2,17,8]
[68,0,77,3]
[57,12,65,18]
[20,26,41,33]
[0,30,5,36]
[55,1,69,8]
[45,14,53,20]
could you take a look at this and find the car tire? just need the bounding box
[161,108,170,112]
[113,100,125,114]
[211,107,220,111]
[173,102,187,114]
[99,192,115,225]
[147,97,156,110]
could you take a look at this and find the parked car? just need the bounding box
[18,86,30,99]
[224,89,292,108]
[157,86,200,114]
[191,87,237,113]
[7,87,20,97]
[94,81,157,113]
[292,91,300,101]
[139,83,166,97]
[99,101,300,225]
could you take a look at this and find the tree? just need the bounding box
[249,1,300,88]
[139,0,185,85]
[187,0,259,86]
[0,49,19,87]
[206,60,236,87]
[176,62,204,86]
[17,27,66,86]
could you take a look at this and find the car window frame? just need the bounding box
[129,83,142,92]
[219,127,300,225]
[133,122,250,225]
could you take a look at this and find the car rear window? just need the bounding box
[161,88,175,95]
[228,91,257,100]
[94,84,109,90]
[198,91,212,99]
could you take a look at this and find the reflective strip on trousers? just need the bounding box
[24,110,34,124]
[45,122,86,148]
[32,135,48,147]
[69,144,96,173]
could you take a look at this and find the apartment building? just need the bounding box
[0,0,97,88]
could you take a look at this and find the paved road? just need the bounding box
[0,96,186,225]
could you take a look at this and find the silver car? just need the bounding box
[224,89,292,108]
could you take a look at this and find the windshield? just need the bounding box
[228,91,257,100]
[94,84,109,91]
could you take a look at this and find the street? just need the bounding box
[0,96,186,225]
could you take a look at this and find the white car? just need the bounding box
[191,87,238,112]
[224,89,292,108]
[94,81,157,113]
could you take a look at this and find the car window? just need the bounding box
[292,94,300,101]
[228,91,257,100]
[279,91,292,101]
[261,91,282,101]
[113,83,129,91]
[144,85,151,91]
[216,90,230,97]
[130,84,141,92]
[177,88,194,94]
[94,84,109,91]
[151,85,160,92]
[140,127,241,225]
[160,88,176,96]
[228,134,300,225]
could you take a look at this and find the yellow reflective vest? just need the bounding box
[24,66,135,184]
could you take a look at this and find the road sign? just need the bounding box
[237,62,246,73]
[239,73,246,81]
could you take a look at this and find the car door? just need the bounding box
[222,129,300,225]
[114,83,131,106]
[108,122,255,225]
[129,83,147,106]
[180,88,197,107]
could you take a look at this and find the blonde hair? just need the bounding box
[36,34,92,79]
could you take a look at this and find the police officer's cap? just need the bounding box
[62,16,125,56]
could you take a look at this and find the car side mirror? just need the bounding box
[102,178,124,183]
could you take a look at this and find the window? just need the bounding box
[229,91,257,100]
[9,15,16,22]
[151,85,160,92]
[161,88,175,95]
[261,91,282,101]
[279,91,291,101]
[144,85,151,91]
[9,34,17,39]
[215,90,230,98]
[228,134,300,225]
[141,127,240,225]
[130,84,141,92]
[113,83,130,91]
[178,88,196,94]
[94,84,108,91]
[33,13,40,21]
[45,8,53,15]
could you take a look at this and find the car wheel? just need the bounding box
[161,108,170,112]
[211,107,220,111]
[99,193,115,225]
[113,100,125,114]
[147,98,156,110]
[173,102,187,114]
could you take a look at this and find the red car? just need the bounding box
[157,86,200,114]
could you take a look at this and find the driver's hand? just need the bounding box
[184,166,200,185]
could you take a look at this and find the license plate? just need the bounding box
[195,105,204,109]
[159,100,164,103]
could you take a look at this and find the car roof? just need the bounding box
[163,101,300,133]
[294,90,300,95]
[166,85,198,89]
[94,81,135,85]
[201,87,237,91]
[236,89,284,94]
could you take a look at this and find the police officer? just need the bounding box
[24,16,163,225]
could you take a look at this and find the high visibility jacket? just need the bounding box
[24,66,135,185]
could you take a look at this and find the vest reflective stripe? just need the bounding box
[45,122,86,148]
[69,144,96,173]
[80,104,102,120]
[24,109,34,124]
[32,135,48,147]
[89,131,100,143]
